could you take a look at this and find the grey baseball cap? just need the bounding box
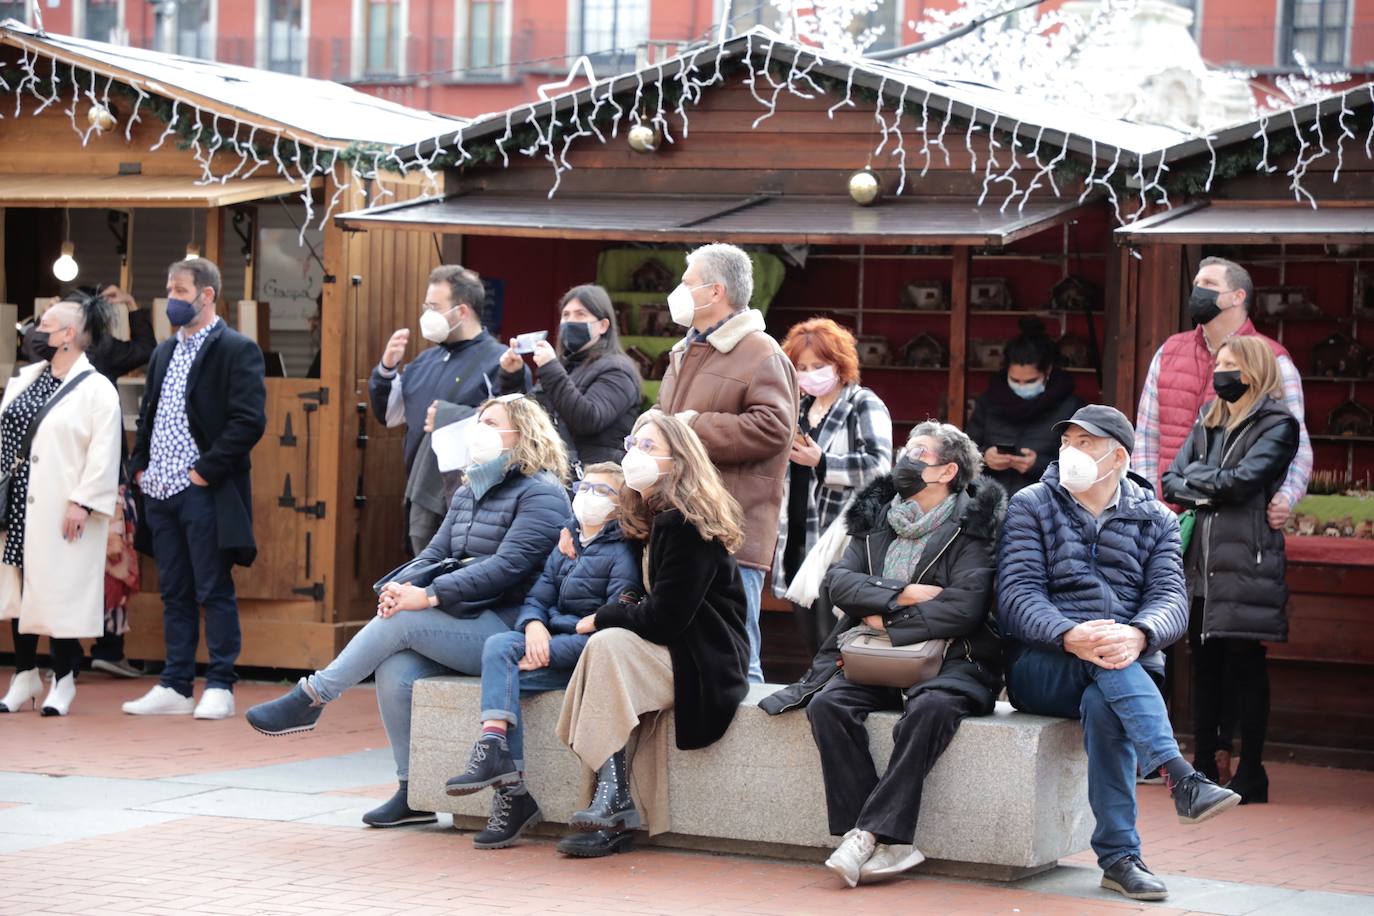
[1052,405,1135,454]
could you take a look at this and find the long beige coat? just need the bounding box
[0,354,121,638]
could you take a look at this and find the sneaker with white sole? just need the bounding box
[91,658,143,679]
[123,685,195,716]
[859,843,925,881]
[194,688,235,720]
[824,828,876,888]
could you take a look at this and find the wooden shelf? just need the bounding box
[862,365,949,372]
[966,366,1099,374]
[1310,435,1374,444]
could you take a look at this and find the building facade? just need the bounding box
[1,2,1370,116]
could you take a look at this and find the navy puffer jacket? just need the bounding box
[514,519,644,634]
[413,466,571,626]
[997,463,1188,674]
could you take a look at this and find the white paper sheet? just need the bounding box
[430,415,478,473]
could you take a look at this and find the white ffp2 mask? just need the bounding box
[1058,445,1115,493]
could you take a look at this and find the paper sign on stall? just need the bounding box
[430,415,479,473]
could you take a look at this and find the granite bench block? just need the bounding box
[409,677,1091,874]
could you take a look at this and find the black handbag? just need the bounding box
[371,555,463,595]
[0,369,95,532]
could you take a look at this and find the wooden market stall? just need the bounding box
[0,23,460,669]
[1116,197,1374,767]
[336,32,1202,676]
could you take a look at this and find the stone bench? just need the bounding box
[409,678,1092,879]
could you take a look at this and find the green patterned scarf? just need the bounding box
[882,494,956,582]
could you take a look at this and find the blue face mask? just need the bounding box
[166,295,202,328]
[1010,378,1046,400]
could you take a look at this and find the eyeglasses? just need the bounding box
[624,435,661,454]
[905,445,936,463]
[493,393,525,404]
[572,481,619,497]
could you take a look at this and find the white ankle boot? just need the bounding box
[41,672,76,717]
[0,669,45,713]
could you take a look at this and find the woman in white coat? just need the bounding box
[0,295,122,716]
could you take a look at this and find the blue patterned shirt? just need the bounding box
[141,318,220,500]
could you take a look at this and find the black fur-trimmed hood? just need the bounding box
[844,474,1008,541]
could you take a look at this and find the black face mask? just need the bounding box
[22,329,56,363]
[891,454,931,499]
[1188,286,1224,326]
[1213,370,1249,403]
[560,321,594,355]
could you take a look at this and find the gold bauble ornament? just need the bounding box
[848,168,882,206]
[86,103,116,133]
[627,123,657,153]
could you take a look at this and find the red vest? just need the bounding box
[1154,320,1288,485]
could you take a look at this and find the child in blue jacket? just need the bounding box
[443,461,641,849]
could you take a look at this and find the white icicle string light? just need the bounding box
[1365,86,1374,159]
[496,109,515,166]
[965,106,980,175]
[651,63,673,144]
[1286,107,1316,207]
[14,50,37,116]
[1127,156,1149,221]
[932,100,953,169]
[1332,91,1355,182]
[1254,115,1276,174]
[977,113,1001,206]
[123,84,148,142]
[917,90,932,176]
[1141,152,1170,211]
[890,82,910,196]
[826,64,855,118]
[1077,139,1098,205]
[35,56,60,114]
[994,120,1024,211]
[149,98,180,151]
[63,67,84,142]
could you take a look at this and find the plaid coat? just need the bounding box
[771,384,892,598]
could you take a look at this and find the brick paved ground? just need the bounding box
[1,677,1370,915]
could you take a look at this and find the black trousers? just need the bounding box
[11,619,82,679]
[806,674,976,845]
[1189,609,1269,780]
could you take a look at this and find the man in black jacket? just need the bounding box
[368,265,518,553]
[86,285,157,678]
[123,258,266,721]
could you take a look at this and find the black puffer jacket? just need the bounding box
[500,349,642,468]
[760,475,1007,716]
[1162,396,1298,642]
[965,369,1082,496]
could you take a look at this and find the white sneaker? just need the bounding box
[824,828,876,888]
[40,672,76,717]
[122,685,195,716]
[0,669,45,713]
[194,687,235,720]
[860,843,925,881]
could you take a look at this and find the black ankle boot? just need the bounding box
[445,734,519,796]
[472,785,541,849]
[361,782,438,828]
[569,749,641,832]
[556,828,635,858]
[1227,765,1269,805]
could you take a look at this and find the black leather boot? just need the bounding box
[556,828,635,858]
[472,785,541,849]
[1227,764,1269,804]
[569,749,641,832]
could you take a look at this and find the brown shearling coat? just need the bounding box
[656,309,797,571]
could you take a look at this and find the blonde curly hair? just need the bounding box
[476,395,569,484]
[618,411,744,553]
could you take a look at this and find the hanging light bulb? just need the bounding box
[53,242,79,282]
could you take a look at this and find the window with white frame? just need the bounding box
[724,0,777,37]
[852,0,900,54]
[84,0,121,42]
[1282,0,1349,67]
[266,0,306,74]
[463,0,508,76]
[0,1,31,25]
[364,0,403,76]
[578,0,649,71]
[176,0,214,60]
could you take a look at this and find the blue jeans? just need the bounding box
[307,608,511,780]
[145,486,240,696]
[1005,646,1181,870]
[739,567,765,684]
[478,630,585,767]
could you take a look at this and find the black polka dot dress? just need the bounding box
[2,368,62,569]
